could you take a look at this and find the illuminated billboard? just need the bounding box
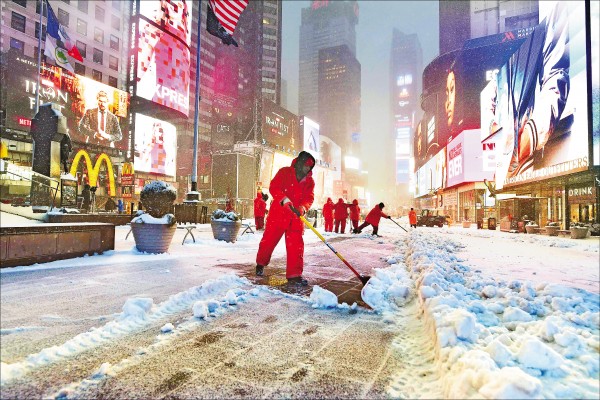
[590,1,600,166]
[446,129,493,188]
[301,116,320,160]
[4,52,130,151]
[139,0,192,46]
[487,1,590,189]
[261,99,300,151]
[133,113,177,176]
[133,1,192,116]
[415,148,446,198]
[319,135,342,172]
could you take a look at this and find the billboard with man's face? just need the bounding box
[133,113,177,176]
[133,1,192,116]
[487,1,590,189]
[4,52,130,151]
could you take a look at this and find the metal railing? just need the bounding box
[0,162,60,211]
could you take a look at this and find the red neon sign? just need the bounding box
[17,117,32,127]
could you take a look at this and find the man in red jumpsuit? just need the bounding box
[348,199,361,233]
[253,191,267,230]
[255,151,316,286]
[334,198,349,233]
[322,198,334,232]
[353,202,390,236]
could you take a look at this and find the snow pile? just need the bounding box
[362,253,414,310]
[309,286,338,308]
[0,274,251,385]
[398,231,599,399]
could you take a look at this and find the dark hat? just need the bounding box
[379,202,385,209]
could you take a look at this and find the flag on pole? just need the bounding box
[207,0,249,47]
[44,0,83,72]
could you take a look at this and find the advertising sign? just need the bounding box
[446,130,494,188]
[489,1,590,189]
[4,52,130,150]
[271,152,294,180]
[301,116,320,160]
[319,135,342,171]
[589,1,600,166]
[415,148,446,198]
[133,113,177,176]
[135,1,192,116]
[261,99,300,151]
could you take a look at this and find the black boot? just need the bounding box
[287,276,308,286]
[256,265,264,276]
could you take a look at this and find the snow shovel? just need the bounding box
[389,217,408,232]
[289,205,371,286]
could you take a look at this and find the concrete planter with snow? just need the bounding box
[570,226,589,239]
[525,224,539,234]
[131,222,176,253]
[544,225,559,236]
[210,220,242,243]
[462,221,472,228]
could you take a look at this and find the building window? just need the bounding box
[92,69,102,81]
[76,19,87,36]
[10,38,25,54]
[93,48,103,64]
[75,63,85,75]
[109,55,118,71]
[108,76,118,88]
[111,15,120,31]
[36,1,47,17]
[112,1,121,11]
[11,12,26,33]
[76,40,86,57]
[109,34,119,50]
[58,8,69,27]
[61,0,70,4]
[505,12,539,31]
[78,1,88,13]
[94,27,104,43]
[35,23,47,40]
[95,5,105,21]
[12,0,27,7]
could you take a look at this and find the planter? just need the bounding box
[544,226,559,236]
[462,221,472,228]
[211,220,242,243]
[525,225,539,234]
[570,227,589,239]
[131,223,176,253]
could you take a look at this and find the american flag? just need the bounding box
[209,0,249,35]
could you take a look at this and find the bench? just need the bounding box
[557,230,570,237]
[177,225,197,244]
[240,223,255,236]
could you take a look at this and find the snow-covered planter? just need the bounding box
[462,220,471,228]
[544,223,559,236]
[570,224,589,239]
[210,208,241,243]
[131,181,177,253]
[525,221,539,234]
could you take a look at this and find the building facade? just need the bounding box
[390,30,422,208]
[298,0,358,122]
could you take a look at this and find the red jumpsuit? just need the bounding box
[348,199,361,231]
[254,193,267,230]
[356,204,389,235]
[322,198,334,232]
[256,158,315,279]
[334,198,349,233]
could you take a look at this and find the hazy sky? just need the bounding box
[281,0,439,195]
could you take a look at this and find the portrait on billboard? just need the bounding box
[491,1,589,188]
[137,19,191,116]
[134,113,177,176]
[139,0,192,46]
[78,90,123,147]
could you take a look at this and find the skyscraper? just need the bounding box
[390,30,422,204]
[439,0,539,54]
[299,0,358,121]
[318,45,361,157]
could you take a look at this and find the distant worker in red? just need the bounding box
[255,151,316,286]
[254,190,267,230]
[409,207,418,229]
[322,197,334,232]
[334,198,349,233]
[348,199,361,233]
[353,202,390,236]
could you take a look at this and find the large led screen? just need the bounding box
[262,99,300,151]
[301,116,320,160]
[590,1,600,166]
[446,129,493,188]
[139,0,192,46]
[488,1,590,189]
[133,113,177,176]
[136,17,191,116]
[415,148,446,198]
[4,52,130,150]
[319,135,342,172]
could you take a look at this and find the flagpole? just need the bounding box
[35,0,44,114]
[186,0,201,201]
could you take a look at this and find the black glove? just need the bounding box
[387,216,391,219]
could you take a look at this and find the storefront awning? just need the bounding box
[497,194,548,200]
